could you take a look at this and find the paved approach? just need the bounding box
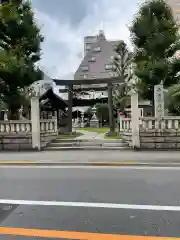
[0,165,180,239]
[75,129,105,140]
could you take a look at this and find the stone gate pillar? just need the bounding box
[131,90,140,150]
[29,86,41,151]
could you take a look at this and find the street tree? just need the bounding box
[165,83,180,115]
[0,0,43,119]
[130,0,180,110]
[112,40,133,110]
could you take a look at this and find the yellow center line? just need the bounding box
[0,227,179,239]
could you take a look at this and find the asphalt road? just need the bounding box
[0,166,180,239]
[1,150,180,163]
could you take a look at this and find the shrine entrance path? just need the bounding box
[75,130,105,140]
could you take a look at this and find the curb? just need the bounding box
[0,161,180,167]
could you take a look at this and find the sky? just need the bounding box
[31,0,141,80]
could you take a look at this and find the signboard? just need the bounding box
[154,84,164,118]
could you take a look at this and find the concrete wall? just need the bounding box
[140,130,180,149]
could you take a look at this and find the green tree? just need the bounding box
[130,0,180,111]
[85,107,93,120]
[0,0,43,119]
[95,103,109,124]
[164,83,180,115]
[112,40,133,110]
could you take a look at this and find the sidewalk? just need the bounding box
[0,150,180,165]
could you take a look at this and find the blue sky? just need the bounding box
[31,0,140,79]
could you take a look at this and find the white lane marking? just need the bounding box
[0,165,179,170]
[0,199,180,211]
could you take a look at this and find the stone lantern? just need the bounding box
[90,105,99,128]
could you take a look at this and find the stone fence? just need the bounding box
[119,116,180,149]
[0,119,57,151]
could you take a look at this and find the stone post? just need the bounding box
[131,90,140,150]
[31,96,40,150]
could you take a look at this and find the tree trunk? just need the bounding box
[151,89,155,116]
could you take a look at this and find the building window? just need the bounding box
[88,56,96,62]
[105,64,113,70]
[93,46,101,52]
[86,44,91,51]
[81,65,88,71]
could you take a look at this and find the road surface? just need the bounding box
[0,165,180,239]
[1,150,180,163]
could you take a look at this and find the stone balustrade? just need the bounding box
[0,119,58,151]
[139,116,180,149]
[139,116,180,131]
[119,117,132,132]
[40,119,57,133]
[0,119,58,135]
[0,120,32,134]
[119,117,132,146]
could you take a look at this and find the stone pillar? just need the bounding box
[81,112,84,128]
[108,83,114,133]
[154,83,164,118]
[67,84,73,133]
[131,91,140,150]
[31,96,40,150]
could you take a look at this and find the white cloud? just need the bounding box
[34,0,140,79]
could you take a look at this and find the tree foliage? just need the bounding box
[0,0,43,119]
[112,40,132,109]
[165,84,180,115]
[130,0,180,105]
[95,103,109,123]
